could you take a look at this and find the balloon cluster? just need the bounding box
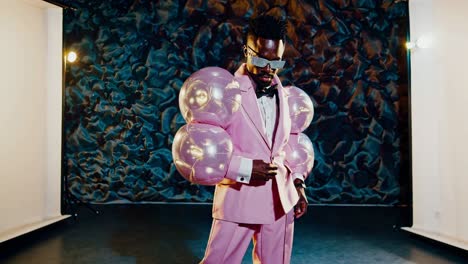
[172,70,316,185]
[179,67,241,128]
[284,133,315,175]
[285,86,315,176]
[172,123,233,185]
[172,67,240,185]
[285,86,314,133]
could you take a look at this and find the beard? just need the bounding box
[248,71,274,89]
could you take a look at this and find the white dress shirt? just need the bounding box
[236,88,277,184]
[236,85,305,184]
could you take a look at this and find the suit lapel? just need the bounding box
[235,74,271,149]
[271,77,291,155]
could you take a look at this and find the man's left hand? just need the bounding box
[294,182,308,219]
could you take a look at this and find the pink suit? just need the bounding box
[201,64,307,264]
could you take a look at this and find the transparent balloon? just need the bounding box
[285,86,314,133]
[172,123,233,185]
[285,133,315,175]
[179,67,241,128]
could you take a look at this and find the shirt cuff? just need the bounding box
[236,157,253,184]
[292,172,304,182]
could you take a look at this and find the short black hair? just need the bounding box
[247,14,287,42]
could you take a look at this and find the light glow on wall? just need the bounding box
[67,51,77,63]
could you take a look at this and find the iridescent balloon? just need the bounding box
[179,67,241,128]
[172,123,233,185]
[285,86,314,133]
[285,133,315,175]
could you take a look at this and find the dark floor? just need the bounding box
[1,205,467,264]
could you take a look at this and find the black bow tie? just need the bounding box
[256,85,278,98]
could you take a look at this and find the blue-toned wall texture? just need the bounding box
[61,0,409,204]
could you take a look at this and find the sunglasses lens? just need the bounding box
[250,56,285,69]
[270,60,285,69]
[251,56,268,67]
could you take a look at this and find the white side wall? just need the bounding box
[45,6,64,219]
[0,0,67,242]
[405,0,468,250]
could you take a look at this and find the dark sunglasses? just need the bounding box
[245,45,286,69]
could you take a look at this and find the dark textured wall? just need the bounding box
[61,0,409,204]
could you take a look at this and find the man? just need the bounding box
[201,14,309,264]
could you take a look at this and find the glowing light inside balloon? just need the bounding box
[299,106,308,113]
[212,86,223,100]
[189,145,203,159]
[292,151,299,159]
[195,90,209,106]
[226,80,239,89]
[206,144,217,156]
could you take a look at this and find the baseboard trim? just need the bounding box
[402,227,468,251]
[0,215,71,243]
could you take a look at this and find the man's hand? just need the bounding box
[251,160,278,181]
[294,180,308,219]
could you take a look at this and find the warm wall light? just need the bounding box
[406,35,433,50]
[67,51,77,63]
[416,35,432,49]
[406,42,416,50]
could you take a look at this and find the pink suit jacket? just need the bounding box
[212,64,302,224]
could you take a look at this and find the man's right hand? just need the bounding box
[251,160,278,181]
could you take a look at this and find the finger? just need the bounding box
[266,173,277,180]
[294,206,303,218]
[263,166,277,172]
[267,163,278,169]
[294,202,307,218]
[301,202,308,214]
[266,170,277,176]
[295,210,306,219]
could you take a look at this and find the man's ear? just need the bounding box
[243,45,248,57]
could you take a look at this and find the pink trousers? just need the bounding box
[200,210,295,264]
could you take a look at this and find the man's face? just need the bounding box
[245,37,285,89]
